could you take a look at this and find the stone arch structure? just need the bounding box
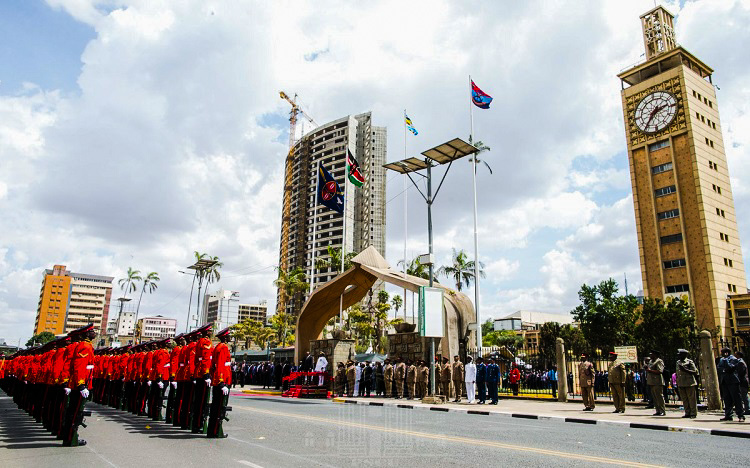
[294,246,476,363]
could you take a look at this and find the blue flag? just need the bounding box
[471,80,493,109]
[317,163,344,214]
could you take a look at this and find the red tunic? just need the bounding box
[60,342,77,385]
[193,337,212,378]
[210,342,232,386]
[69,340,95,389]
[169,346,182,380]
[181,342,196,381]
[152,349,170,381]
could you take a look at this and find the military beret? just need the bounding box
[69,323,95,336]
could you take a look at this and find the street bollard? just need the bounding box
[699,330,721,411]
[556,338,567,402]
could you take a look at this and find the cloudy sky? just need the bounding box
[1,0,749,346]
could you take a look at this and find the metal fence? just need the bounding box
[468,345,708,404]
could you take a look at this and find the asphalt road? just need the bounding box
[1,393,748,467]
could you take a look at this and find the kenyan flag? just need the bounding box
[347,149,365,187]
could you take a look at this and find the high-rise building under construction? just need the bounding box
[276,112,386,316]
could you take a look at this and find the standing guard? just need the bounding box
[191,324,213,433]
[207,328,232,438]
[165,334,184,423]
[61,324,95,447]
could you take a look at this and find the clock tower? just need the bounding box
[618,6,746,339]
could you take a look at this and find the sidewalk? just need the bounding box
[331,395,750,439]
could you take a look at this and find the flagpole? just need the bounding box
[403,110,408,322]
[470,75,482,353]
[339,150,348,328]
[310,161,320,295]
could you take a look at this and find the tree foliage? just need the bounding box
[483,329,523,352]
[437,248,485,292]
[27,331,55,347]
[635,297,698,370]
[315,246,356,276]
[539,322,588,365]
[571,279,639,353]
[268,311,296,347]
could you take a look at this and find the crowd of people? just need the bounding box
[0,323,234,446]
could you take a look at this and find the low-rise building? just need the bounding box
[494,310,574,347]
[137,315,177,341]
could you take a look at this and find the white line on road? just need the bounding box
[238,460,264,468]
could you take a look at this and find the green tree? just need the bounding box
[559,324,588,357]
[268,311,296,347]
[26,331,55,347]
[315,246,356,276]
[571,279,640,354]
[438,248,485,292]
[538,322,562,368]
[273,266,308,317]
[118,267,142,298]
[134,271,160,339]
[635,297,698,370]
[483,329,523,352]
[254,327,277,350]
[481,318,495,336]
[391,294,403,319]
[397,257,431,281]
[230,318,263,350]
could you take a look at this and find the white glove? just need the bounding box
[147,380,151,386]
[157,381,164,389]
[64,388,71,395]
[81,388,90,398]
[171,381,177,389]
[205,378,212,386]
[221,386,229,396]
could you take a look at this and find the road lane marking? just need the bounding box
[238,460,264,468]
[235,406,663,467]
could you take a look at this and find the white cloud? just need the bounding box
[1,0,749,346]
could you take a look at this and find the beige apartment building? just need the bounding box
[618,7,746,339]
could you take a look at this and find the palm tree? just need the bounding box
[254,327,277,350]
[134,271,159,341]
[438,248,486,292]
[118,267,142,298]
[397,257,431,281]
[314,246,356,284]
[391,295,403,320]
[273,266,308,313]
[193,252,223,327]
[469,136,493,174]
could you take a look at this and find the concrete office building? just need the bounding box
[618,7,747,339]
[137,315,177,341]
[276,112,387,316]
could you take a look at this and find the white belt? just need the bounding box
[198,358,202,361]
[179,364,185,367]
[224,362,231,367]
[164,364,170,367]
[86,365,94,370]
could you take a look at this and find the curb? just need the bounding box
[240,389,283,396]
[330,398,750,439]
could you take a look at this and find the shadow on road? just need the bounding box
[0,397,62,449]
[90,404,206,439]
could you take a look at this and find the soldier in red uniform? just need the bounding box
[178,332,198,429]
[149,338,171,420]
[165,334,184,423]
[207,328,232,438]
[191,324,213,433]
[62,324,96,447]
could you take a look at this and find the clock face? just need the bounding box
[634,91,678,134]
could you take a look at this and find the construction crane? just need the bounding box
[279,91,318,149]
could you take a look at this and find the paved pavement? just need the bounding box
[331,395,750,437]
[2,392,749,467]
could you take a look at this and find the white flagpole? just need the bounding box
[310,161,320,295]
[403,110,408,322]
[340,150,349,327]
[470,75,482,353]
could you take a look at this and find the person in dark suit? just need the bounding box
[717,347,744,421]
[486,358,500,405]
[476,358,487,404]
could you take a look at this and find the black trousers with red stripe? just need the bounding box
[61,389,87,446]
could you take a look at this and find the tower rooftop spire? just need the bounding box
[640,6,677,60]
